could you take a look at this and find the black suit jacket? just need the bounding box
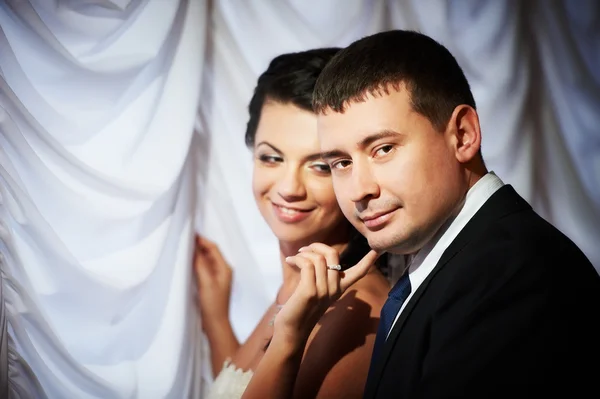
[363,185,600,398]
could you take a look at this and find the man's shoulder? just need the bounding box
[440,204,599,297]
[477,202,587,264]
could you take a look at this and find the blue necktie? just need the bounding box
[370,272,412,366]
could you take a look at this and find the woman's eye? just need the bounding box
[258,154,282,164]
[311,163,331,173]
[375,145,394,157]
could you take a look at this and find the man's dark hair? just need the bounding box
[313,30,476,131]
[244,47,341,147]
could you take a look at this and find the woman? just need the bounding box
[195,48,390,398]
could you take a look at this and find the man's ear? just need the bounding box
[446,104,481,163]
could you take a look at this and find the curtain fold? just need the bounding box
[1,0,206,397]
[0,0,597,397]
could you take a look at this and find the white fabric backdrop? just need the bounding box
[1,0,598,398]
[1,0,205,397]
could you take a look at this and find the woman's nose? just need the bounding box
[276,167,307,201]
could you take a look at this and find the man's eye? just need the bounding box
[332,160,352,170]
[375,145,394,157]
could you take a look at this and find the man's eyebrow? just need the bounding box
[320,149,347,161]
[358,129,403,149]
[320,129,403,161]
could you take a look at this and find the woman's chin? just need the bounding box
[273,231,313,246]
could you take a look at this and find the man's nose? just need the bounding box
[349,162,379,203]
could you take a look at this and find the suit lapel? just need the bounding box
[366,185,531,395]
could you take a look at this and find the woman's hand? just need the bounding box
[276,243,380,347]
[194,235,240,376]
[194,235,233,329]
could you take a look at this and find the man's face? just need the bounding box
[317,87,467,254]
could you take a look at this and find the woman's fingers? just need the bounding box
[197,235,228,266]
[288,255,317,299]
[296,244,381,293]
[293,251,331,299]
[298,246,342,299]
[300,243,340,268]
[195,235,233,280]
[285,244,381,315]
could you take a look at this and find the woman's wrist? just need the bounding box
[203,318,239,356]
[270,325,310,357]
[202,313,233,338]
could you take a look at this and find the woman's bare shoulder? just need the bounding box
[344,268,389,307]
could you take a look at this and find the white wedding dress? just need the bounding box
[206,360,254,399]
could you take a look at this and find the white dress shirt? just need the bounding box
[386,172,505,338]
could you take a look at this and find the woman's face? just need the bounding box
[252,101,348,247]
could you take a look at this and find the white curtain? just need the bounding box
[1,0,205,397]
[1,1,598,398]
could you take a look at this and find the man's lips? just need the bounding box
[360,208,399,229]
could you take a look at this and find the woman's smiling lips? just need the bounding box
[271,202,315,223]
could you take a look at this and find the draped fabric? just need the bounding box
[1,271,8,397]
[1,0,205,397]
[0,1,598,398]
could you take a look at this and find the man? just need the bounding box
[312,30,600,398]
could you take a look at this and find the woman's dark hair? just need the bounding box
[244,47,341,148]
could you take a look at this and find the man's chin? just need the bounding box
[366,233,420,255]
[365,236,395,253]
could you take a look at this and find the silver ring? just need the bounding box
[327,264,342,271]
